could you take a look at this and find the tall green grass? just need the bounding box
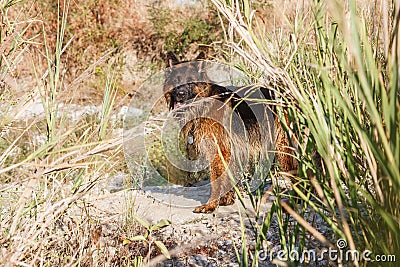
[2,0,399,265]
[212,0,399,265]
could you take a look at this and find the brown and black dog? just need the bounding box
[163,52,297,213]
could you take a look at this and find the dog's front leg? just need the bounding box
[193,141,232,213]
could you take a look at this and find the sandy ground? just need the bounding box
[86,178,276,266]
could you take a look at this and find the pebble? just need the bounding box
[195,254,207,261]
[224,240,233,246]
[188,256,196,264]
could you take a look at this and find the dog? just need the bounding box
[163,51,297,213]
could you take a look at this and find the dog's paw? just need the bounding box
[193,202,217,213]
[219,191,236,206]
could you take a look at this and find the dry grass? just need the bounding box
[1,0,227,264]
[2,0,398,266]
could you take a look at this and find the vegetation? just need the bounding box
[147,1,223,56]
[1,0,399,266]
[1,0,225,264]
[212,0,399,265]
[124,216,172,264]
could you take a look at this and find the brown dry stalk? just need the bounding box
[280,201,334,248]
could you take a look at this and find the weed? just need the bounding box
[124,216,172,263]
[212,0,399,266]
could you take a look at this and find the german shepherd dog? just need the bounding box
[163,52,297,213]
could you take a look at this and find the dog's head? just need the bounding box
[163,51,211,110]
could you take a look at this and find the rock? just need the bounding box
[224,240,233,246]
[188,256,196,264]
[107,173,129,192]
[195,254,207,262]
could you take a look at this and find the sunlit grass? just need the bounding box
[212,0,399,266]
[2,0,399,265]
[0,1,126,264]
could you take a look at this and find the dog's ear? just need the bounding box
[195,51,206,60]
[164,90,174,110]
[166,51,179,67]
